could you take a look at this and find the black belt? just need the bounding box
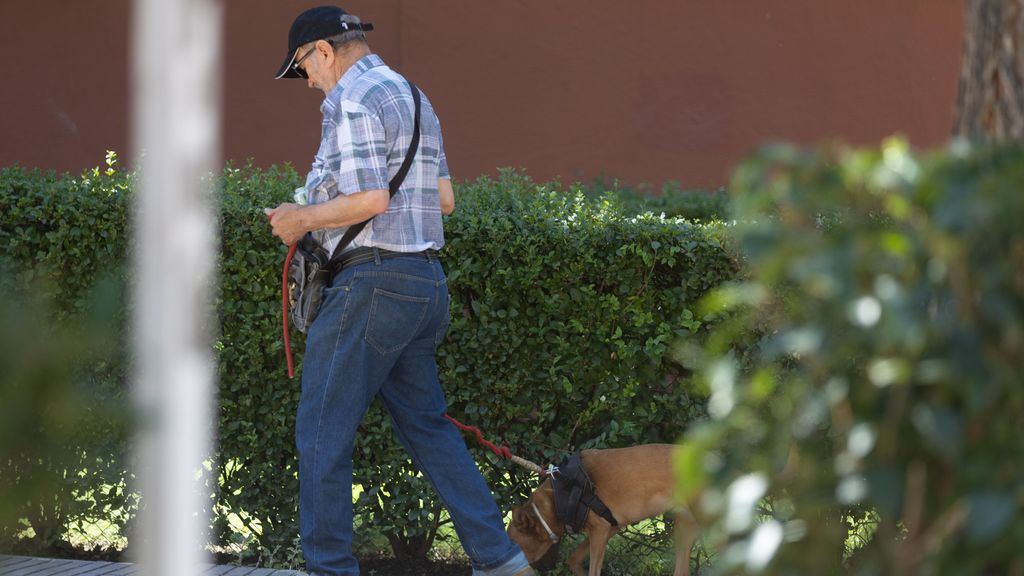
[330,246,437,279]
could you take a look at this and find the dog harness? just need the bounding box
[551,451,618,533]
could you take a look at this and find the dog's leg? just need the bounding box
[567,536,590,576]
[585,524,618,576]
[674,510,700,576]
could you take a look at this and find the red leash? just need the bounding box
[445,414,513,458]
[281,243,297,379]
[445,415,547,476]
[268,210,298,379]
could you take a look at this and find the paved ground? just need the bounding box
[0,555,306,576]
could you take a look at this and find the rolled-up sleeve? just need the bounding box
[438,127,450,180]
[330,101,389,195]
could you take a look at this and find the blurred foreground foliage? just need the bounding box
[676,139,1024,575]
[0,154,131,553]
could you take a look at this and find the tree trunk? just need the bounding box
[953,0,1024,141]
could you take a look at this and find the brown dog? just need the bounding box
[507,444,700,576]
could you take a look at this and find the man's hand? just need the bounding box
[264,189,388,246]
[264,203,307,246]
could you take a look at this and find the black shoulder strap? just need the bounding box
[327,80,422,259]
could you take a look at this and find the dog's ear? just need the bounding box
[511,505,536,533]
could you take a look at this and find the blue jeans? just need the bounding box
[296,250,528,576]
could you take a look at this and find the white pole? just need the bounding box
[131,0,222,574]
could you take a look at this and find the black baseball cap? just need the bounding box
[274,6,374,79]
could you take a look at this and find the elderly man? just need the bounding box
[265,6,533,576]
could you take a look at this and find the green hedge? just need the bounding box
[585,177,730,222]
[1,159,736,561]
[678,139,1024,574]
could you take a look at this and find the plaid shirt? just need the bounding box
[304,54,450,255]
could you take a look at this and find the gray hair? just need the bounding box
[325,14,368,48]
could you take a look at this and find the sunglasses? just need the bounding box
[291,39,335,78]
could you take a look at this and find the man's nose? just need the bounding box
[307,77,315,90]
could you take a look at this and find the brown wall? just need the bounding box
[1,1,965,188]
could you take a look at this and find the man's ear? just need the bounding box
[315,39,334,63]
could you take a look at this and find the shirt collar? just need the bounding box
[321,54,386,113]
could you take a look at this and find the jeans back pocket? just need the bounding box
[365,288,430,355]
